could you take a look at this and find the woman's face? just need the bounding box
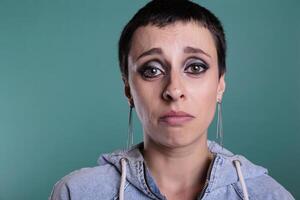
[125,21,225,148]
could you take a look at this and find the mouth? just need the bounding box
[159,110,195,126]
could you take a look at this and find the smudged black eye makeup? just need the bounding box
[137,57,209,80]
[184,57,209,76]
[137,60,165,79]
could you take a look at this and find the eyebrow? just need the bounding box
[136,48,163,61]
[184,46,211,58]
[136,46,211,61]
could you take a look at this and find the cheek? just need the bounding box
[188,79,218,122]
[129,77,161,124]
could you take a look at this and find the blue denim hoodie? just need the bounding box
[49,140,295,200]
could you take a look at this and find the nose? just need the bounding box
[162,73,185,102]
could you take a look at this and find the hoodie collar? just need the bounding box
[98,140,268,196]
[98,143,157,198]
[206,140,268,191]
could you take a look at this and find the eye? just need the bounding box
[138,61,164,79]
[184,59,208,75]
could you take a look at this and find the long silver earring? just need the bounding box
[127,105,134,149]
[216,101,224,148]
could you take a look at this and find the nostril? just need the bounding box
[162,90,173,101]
[162,88,185,101]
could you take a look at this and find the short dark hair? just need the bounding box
[118,0,226,80]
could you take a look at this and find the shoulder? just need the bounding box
[209,142,296,200]
[234,173,295,200]
[49,164,120,200]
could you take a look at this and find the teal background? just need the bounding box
[0,0,299,199]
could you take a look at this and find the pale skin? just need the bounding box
[124,21,226,200]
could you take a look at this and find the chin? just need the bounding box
[157,133,205,149]
[144,125,207,148]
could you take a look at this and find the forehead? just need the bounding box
[129,21,217,60]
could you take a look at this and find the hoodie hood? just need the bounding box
[98,140,268,198]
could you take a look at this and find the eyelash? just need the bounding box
[184,62,209,75]
[138,59,209,79]
[138,65,164,79]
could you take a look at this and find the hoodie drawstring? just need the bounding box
[119,158,127,200]
[233,160,249,200]
[119,158,249,200]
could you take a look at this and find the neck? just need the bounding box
[143,133,214,200]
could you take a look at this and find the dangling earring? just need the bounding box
[216,101,224,148]
[127,105,134,149]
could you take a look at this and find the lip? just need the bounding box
[159,110,195,126]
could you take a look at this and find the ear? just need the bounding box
[123,77,134,107]
[217,74,226,102]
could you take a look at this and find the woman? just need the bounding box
[49,1,295,199]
